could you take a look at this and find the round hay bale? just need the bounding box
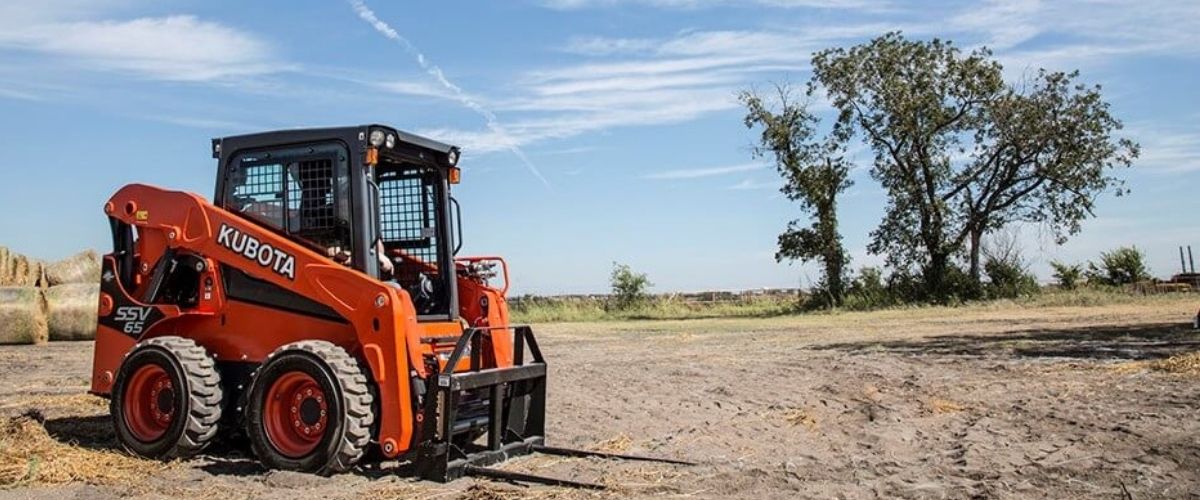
[44,250,101,286]
[45,284,99,342]
[0,287,48,345]
[0,247,45,287]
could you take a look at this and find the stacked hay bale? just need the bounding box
[44,250,100,341]
[0,246,46,288]
[0,247,100,344]
[0,287,48,344]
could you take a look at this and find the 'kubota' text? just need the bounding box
[216,223,296,280]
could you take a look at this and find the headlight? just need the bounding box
[368,130,386,147]
[385,133,396,149]
[447,148,460,166]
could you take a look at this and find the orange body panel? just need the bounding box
[91,184,514,458]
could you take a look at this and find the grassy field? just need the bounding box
[510,287,1195,324]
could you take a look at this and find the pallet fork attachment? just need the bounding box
[414,326,694,489]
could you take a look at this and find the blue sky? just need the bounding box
[0,0,1197,295]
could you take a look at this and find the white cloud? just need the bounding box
[0,15,287,82]
[562,36,659,55]
[375,80,459,99]
[728,178,779,190]
[1127,126,1200,174]
[644,163,766,180]
[945,0,1200,69]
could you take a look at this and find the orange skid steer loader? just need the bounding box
[89,125,688,488]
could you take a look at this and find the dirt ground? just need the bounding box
[2,297,1200,499]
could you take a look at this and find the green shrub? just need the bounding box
[1087,246,1150,286]
[609,262,652,310]
[983,256,1039,299]
[842,267,896,310]
[1050,261,1083,290]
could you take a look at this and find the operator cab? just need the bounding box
[212,125,462,320]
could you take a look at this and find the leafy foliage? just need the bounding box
[842,267,895,310]
[609,262,652,310]
[807,32,1137,302]
[740,85,852,307]
[1086,246,1150,286]
[1050,261,1083,290]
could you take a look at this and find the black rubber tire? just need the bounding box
[111,336,223,459]
[244,341,375,475]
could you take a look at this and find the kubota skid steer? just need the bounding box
[89,125,688,488]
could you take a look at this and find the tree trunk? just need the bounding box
[968,227,983,284]
[825,248,844,307]
[925,251,949,303]
[818,197,845,308]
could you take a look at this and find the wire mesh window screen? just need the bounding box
[228,163,285,229]
[285,158,349,249]
[378,169,439,264]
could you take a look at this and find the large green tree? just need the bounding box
[740,85,853,307]
[810,32,1137,300]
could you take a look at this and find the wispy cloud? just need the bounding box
[645,163,765,180]
[348,0,551,189]
[424,26,886,154]
[0,16,288,82]
[1127,126,1200,173]
[727,178,779,190]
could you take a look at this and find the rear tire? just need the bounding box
[244,341,374,475]
[111,336,223,459]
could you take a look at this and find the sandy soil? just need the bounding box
[2,297,1199,499]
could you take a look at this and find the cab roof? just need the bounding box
[212,124,458,159]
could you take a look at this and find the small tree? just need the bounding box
[739,85,853,307]
[610,262,652,309]
[980,229,1039,298]
[1087,246,1150,286]
[1050,261,1083,290]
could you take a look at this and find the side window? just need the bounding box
[223,142,351,253]
[378,167,440,264]
[225,163,285,229]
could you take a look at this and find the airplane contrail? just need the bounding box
[347,0,551,189]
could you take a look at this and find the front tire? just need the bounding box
[244,341,374,474]
[111,336,223,459]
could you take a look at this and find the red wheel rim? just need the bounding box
[264,372,329,458]
[122,364,175,442]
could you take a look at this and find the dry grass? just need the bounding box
[457,482,592,500]
[759,407,818,431]
[592,434,632,453]
[0,393,106,413]
[1114,351,1200,376]
[929,398,967,414]
[0,411,164,487]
